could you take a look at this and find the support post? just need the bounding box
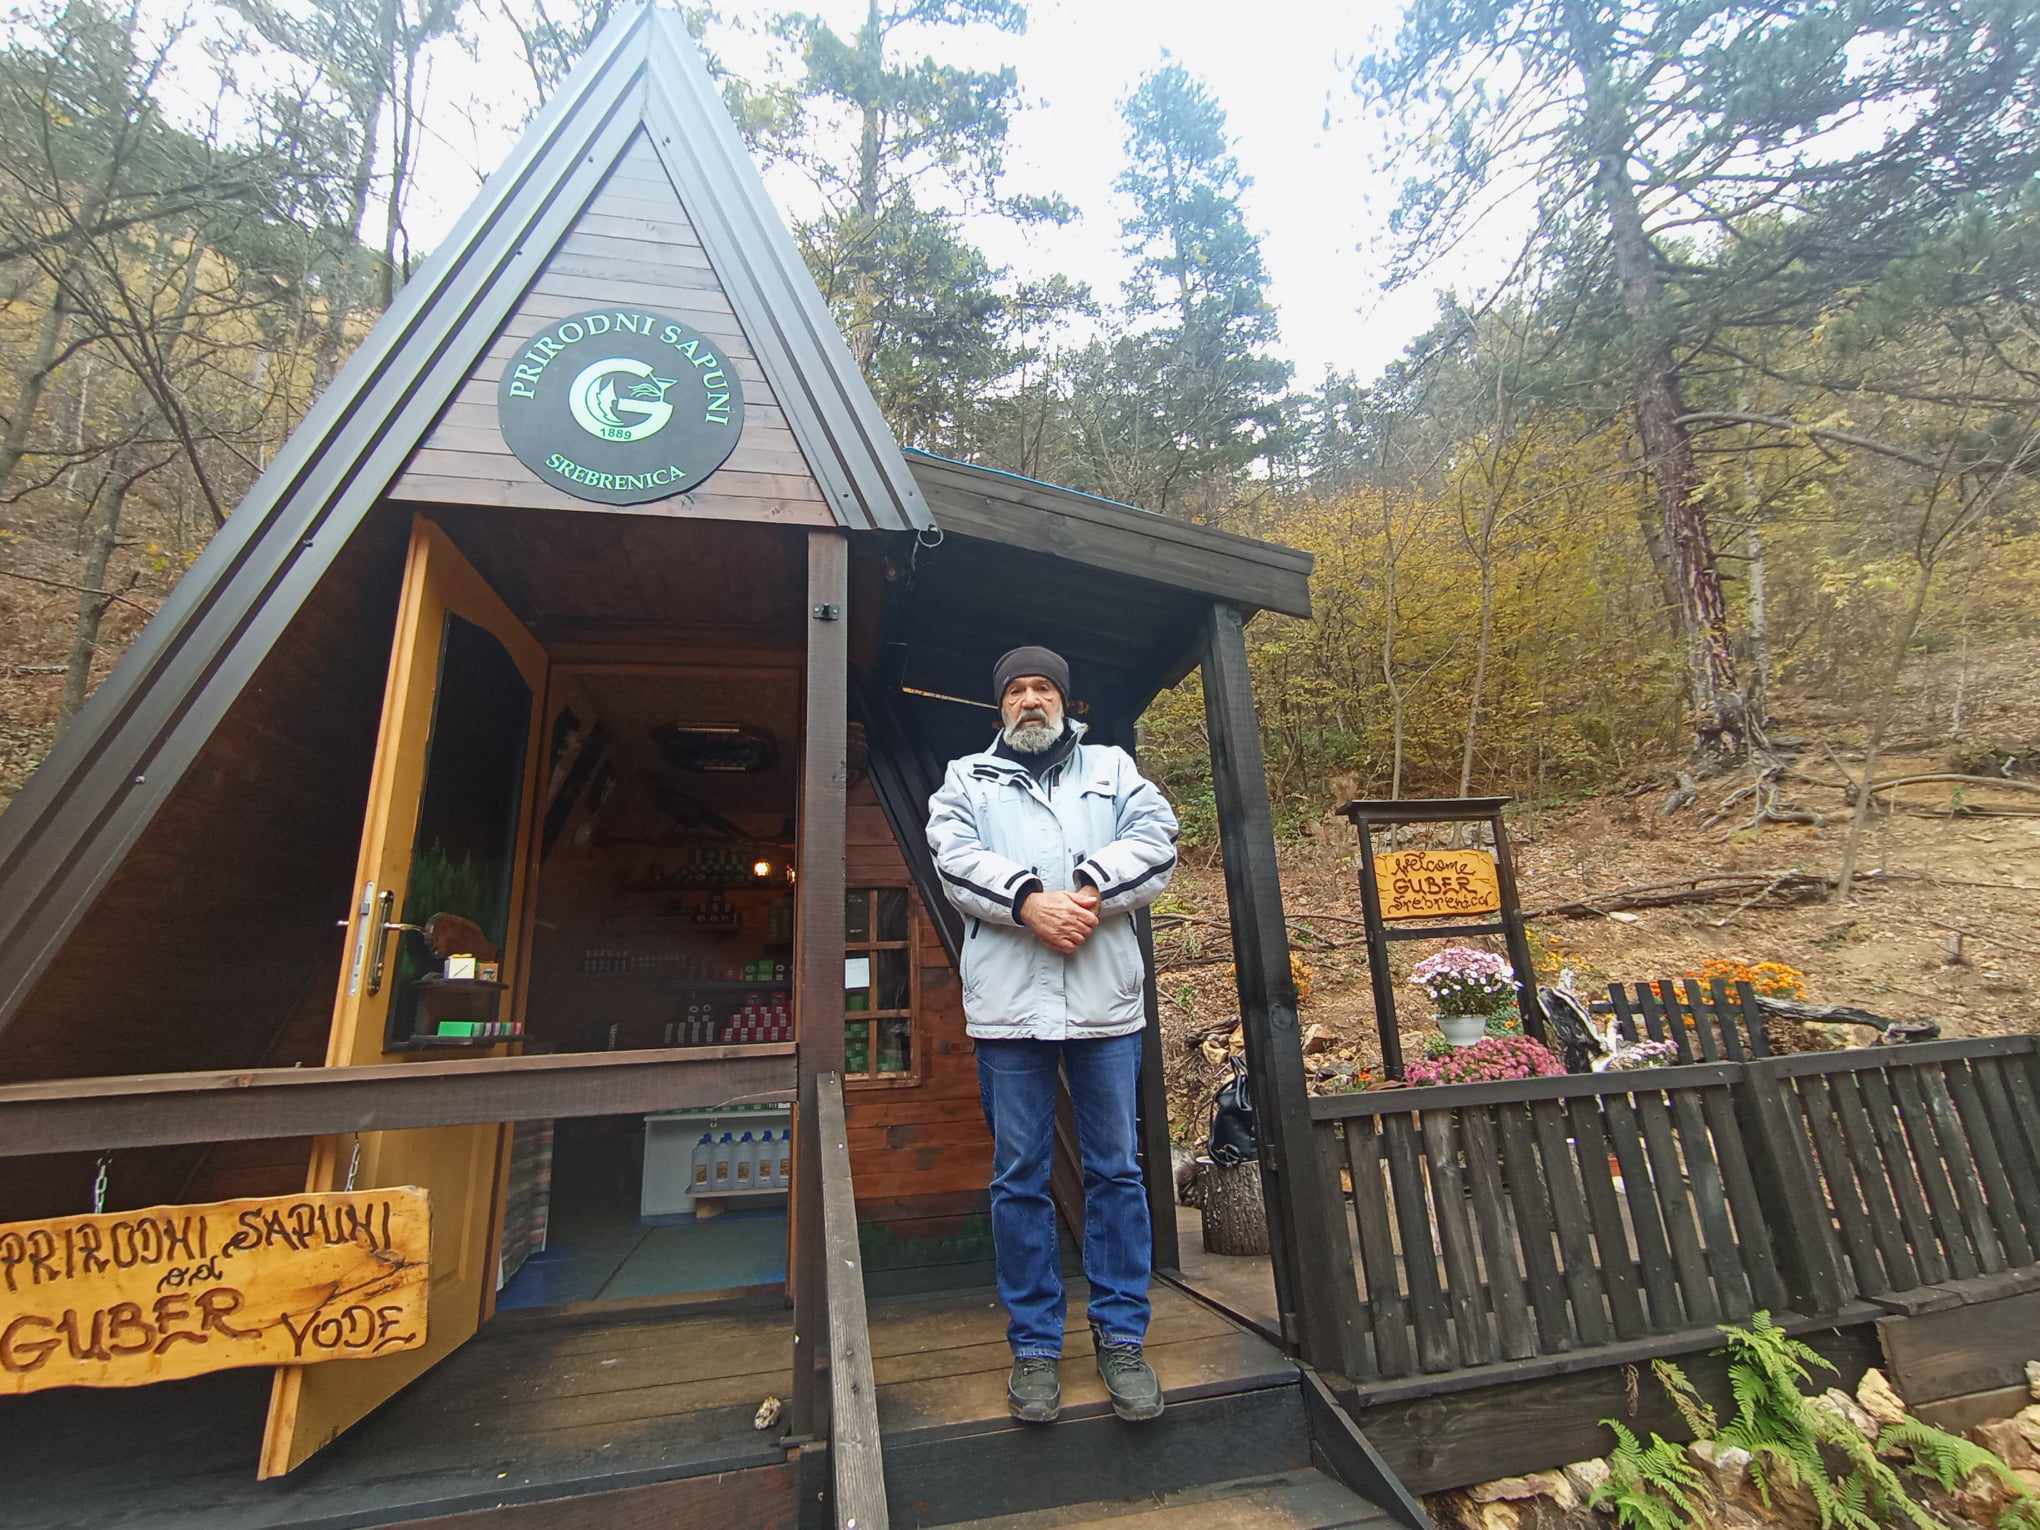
[793,530,849,1439]
[1201,603,1361,1375]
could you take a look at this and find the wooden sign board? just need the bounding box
[1375,848,1502,921]
[0,1188,429,1396]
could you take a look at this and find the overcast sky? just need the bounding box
[206,0,1470,388]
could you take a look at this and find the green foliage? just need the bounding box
[1588,1419,1712,1530]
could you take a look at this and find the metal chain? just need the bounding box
[344,1136,362,1193]
[92,1154,110,1215]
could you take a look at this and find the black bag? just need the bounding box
[1207,1054,1259,1166]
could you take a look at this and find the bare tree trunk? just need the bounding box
[58,460,142,728]
[1457,549,1495,801]
[848,0,883,373]
[1837,567,1933,899]
[0,277,77,494]
[1381,486,1406,819]
[1744,512,1770,733]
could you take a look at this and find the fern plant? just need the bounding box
[1590,1418,1713,1530]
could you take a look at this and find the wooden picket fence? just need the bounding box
[1307,1033,2040,1384]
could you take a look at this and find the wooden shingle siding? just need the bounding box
[390,131,836,522]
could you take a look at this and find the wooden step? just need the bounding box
[937,1467,1392,1529]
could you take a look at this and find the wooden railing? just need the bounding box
[815,1071,888,1530]
[1304,1035,2040,1388]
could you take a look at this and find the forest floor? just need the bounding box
[1155,634,2040,1141]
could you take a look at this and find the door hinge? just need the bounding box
[812,603,840,622]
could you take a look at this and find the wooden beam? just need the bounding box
[794,529,850,1439]
[0,1046,795,1155]
[1301,1367,1432,1530]
[818,1073,888,1529]
[1200,603,1361,1378]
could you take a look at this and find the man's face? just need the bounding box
[1001,675,1064,741]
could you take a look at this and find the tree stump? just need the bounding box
[1199,1159,1270,1256]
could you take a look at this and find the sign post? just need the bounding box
[0,1188,429,1395]
[1338,796,1542,1080]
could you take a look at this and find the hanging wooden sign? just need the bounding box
[1374,846,1503,921]
[0,1188,429,1396]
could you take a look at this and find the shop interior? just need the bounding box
[493,663,803,1309]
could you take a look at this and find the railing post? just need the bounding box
[1201,602,1358,1373]
[794,530,850,1440]
[1734,1057,1847,1316]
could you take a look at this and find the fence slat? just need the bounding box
[1421,1109,1495,1366]
[1382,1112,1455,1372]
[1602,1090,1684,1330]
[1989,1059,2040,1240]
[1921,1066,2006,1275]
[1494,1103,1574,1352]
[1857,1067,1947,1285]
[1605,985,1641,1044]
[1530,1098,1612,1345]
[1634,1087,1719,1325]
[1461,1105,1537,1360]
[1830,1070,1920,1293]
[1343,1117,1414,1378]
[1567,1097,1648,1339]
[1669,1084,1753,1319]
[1797,1073,1885,1295]
[1946,1060,2032,1267]
[1700,1083,1786,1312]
[1686,978,1745,1063]
[1677,979,1724,1064]
[1631,985,1693,1064]
[1315,1123,1373,1381]
[1731,981,1772,1059]
[1889,1065,1982,1281]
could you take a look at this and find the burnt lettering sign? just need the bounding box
[1374,848,1503,921]
[0,1188,429,1395]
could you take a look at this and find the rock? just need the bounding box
[2027,1359,2040,1402]
[1688,1438,1753,1495]
[1811,1386,1880,1441]
[1953,1465,2011,1525]
[1428,1486,1597,1530]
[1560,1458,1610,1501]
[1467,1471,1576,1509]
[1973,1415,2040,1473]
[1856,1366,1908,1427]
[1301,1023,1336,1057]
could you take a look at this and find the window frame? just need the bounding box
[842,884,923,1090]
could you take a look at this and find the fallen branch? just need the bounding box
[1523,868,1867,920]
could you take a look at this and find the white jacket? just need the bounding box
[926,722,1179,1040]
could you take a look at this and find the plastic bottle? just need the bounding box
[757,1128,780,1190]
[690,1132,715,1199]
[776,1128,792,1191]
[712,1131,735,1192]
[734,1131,756,1190]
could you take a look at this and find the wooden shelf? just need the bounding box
[386,1033,518,1052]
[615,883,793,896]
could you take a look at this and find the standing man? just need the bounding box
[927,646,1179,1425]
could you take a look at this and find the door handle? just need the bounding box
[367,889,400,995]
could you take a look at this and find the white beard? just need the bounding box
[1002,709,1063,753]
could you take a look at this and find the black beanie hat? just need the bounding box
[993,645,1070,704]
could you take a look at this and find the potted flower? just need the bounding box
[1404,1034,1563,1087]
[1410,946,1520,1049]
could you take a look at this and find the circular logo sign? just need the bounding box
[497,309,746,506]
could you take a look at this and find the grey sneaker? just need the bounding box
[1096,1342,1164,1422]
[1007,1356,1061,1423]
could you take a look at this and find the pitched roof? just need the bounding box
[0,2,929,1031]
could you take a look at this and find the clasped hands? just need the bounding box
[1019,883,1101,955]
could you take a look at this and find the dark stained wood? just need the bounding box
[1684,978,1743,1063]
[0,1045,796,1155]
[394,1464,799,1529]
[1311,1118,1370,1379]
[1600,1090,1684,1330]
[1945,1060,2032,1266]
[1460,1106,1537,1361]
[1493,1104,1572,1352]
[1830,1070,1920,1293]
[1634,1087,1719,1325]
[1631,984,1694,1066]
[1343,1118,1415,1378]
[1137,909,1181,1274]
[1920,1065,2005,1275]
[1857,1066,1947,1285]
[1666,1086,1751,1319]
[1310,1062,1739,1120]
[1735,1059,1849,1315]
[818,1074,888,1530]
[1798,1072,1881,1295]
[1300,1366,1430,1530]
[1529,1098,1611,1346]
[1731,980,1772,1058]
[1879,1290,2040,1404]
[1890,1064,1982,1281]
[1202,601,1348,1370]
[1382,1112,1453,1373]
[794,529,850,1438]
[1698,1085,1787,1313]
[1603,985,1642,1045]
[1978,1057,2040,1242]
[1565,1098,1647,1340]
[1420,1109,1494,1366]
[1676,980,1722,1063]
[1351,814,1404,1082]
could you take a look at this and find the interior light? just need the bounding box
[753,859,773,879]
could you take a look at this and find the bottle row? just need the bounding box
[690,1127,791,1196]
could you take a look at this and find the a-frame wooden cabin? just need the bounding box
[0,7,1424,1527]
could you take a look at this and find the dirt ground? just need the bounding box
[1155,636,2040,1144]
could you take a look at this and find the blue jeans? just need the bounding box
[975,1031,1153,1358]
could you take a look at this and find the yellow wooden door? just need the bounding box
[260,515,548,1478]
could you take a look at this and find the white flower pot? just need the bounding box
[1438,1013,1488,1049]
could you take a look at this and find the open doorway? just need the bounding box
[496,662,801,1311]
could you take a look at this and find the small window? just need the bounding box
[844,886,921,1086]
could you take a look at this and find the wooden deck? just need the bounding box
[3,1278,1291,1529]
